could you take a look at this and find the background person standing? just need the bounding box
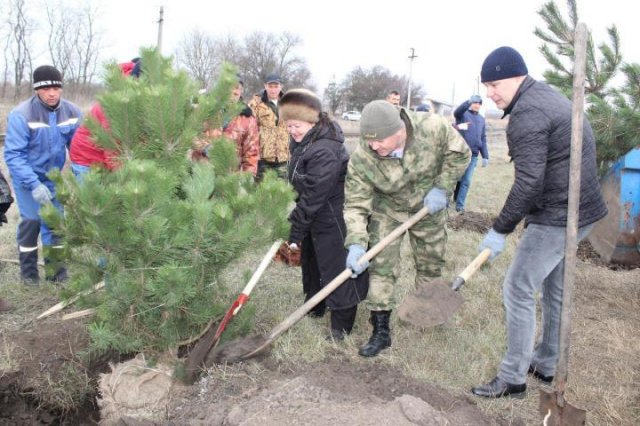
[4,65,82,285]
[255,73,290,181]
[386,90,401,106]
[452,94,488,213]
[193,75,260,176]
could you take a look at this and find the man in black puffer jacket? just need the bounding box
[471,46,607,399]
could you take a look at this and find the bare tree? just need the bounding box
[176,30,313,97]
[74,2,102,91]
[238,31,313,95]
[340,65,425,111]
[323,79,343,115]
[175,29,218,90]
[6,0,34,100]
[45,0,103,94]
[0,19,11,98]
[46,2,75,77]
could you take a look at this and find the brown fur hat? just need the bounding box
[279,89,322,123]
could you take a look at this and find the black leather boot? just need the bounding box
[358,310,391,357]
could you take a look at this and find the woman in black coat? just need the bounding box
[280,89,368,340]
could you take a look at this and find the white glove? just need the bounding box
[32,184,53,205]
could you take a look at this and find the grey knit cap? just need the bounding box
[360,100,403,140]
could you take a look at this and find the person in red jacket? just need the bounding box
[69,58,140,177]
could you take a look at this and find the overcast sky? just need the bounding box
[87,0,639,107]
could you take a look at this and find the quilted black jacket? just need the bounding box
[493,76,607,234]
[287,120,349,243]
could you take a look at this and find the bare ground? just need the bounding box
[168,357,507,426]
[2,208,635,425]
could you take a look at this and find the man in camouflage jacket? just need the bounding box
[254,74,290,181]
[344,100,470,357]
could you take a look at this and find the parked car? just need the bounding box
[341,110,361,121]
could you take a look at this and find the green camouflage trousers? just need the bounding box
[365,209,447,311]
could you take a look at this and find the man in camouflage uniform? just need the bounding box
[254,74,290,181]
[344,100,470,357]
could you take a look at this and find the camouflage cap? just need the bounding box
[360,100,403,141]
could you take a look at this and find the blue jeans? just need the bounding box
[455,156,477,211]
[498,223,593,384]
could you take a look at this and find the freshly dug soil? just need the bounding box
[169,357,511,425]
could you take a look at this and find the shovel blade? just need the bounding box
[397,279,464,328]
[539,389,586,426]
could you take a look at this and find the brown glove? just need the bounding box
[274,241,301,267]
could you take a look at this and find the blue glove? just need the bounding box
[482,158,489,167]
[346,244,369,278]
[32,184,52,205]
[479,228,506,261]
[423,187,448,213]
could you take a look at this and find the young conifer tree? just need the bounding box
[535,0,640,173]
[42,49,294,354]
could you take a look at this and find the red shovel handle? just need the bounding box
[212,241,281,341]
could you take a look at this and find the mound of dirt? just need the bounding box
[0,314,91,422]
[169,357,508,425]
[447,211,495,234]
[0,312,116,425]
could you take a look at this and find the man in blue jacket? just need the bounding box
[452,94,488,213]
[4,65,82,285]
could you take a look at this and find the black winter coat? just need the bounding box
[288,121,349,243]
[287,119,368,310]
[494,76,607,234]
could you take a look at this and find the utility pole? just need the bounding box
[407,48,417,110]
[157,6,164,53]
[451,82,456,106]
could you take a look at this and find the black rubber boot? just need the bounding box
[19,251,40,286]
[17,219,40,286]
[358,310,392,357]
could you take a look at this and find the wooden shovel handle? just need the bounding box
[451,249,491,291]
[259,207,430,345]
[240,240,282,299]
[459,248,491,281]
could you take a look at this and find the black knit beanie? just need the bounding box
[33,65,63,90]
[279,89,322,123]
[480,46,528,83]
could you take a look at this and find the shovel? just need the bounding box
[211,206,431,364]
[397,248,491,328]
[183,239,282,384]
[538,22,588,426]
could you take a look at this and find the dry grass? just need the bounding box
[214,122,639,425]
[1,105,638,424]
